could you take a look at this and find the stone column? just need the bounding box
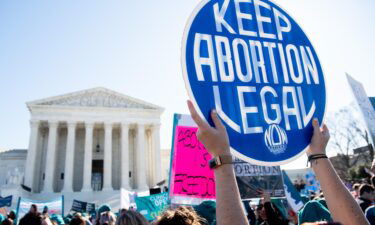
[24,120,40,191]
[136,123,148,190]
[103,122,113,191]
[63,121,76,192]
[82,122,94,192]
[152,124,162,186]
[121,122,130,190]
[43,121,59,192]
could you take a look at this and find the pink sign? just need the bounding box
[170,126,216,200]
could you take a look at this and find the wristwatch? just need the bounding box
[209,155,233,169]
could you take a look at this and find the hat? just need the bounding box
[50,214,65,225]
[193,201,216,225]
[298,200,332,225]
[98,204,111,215]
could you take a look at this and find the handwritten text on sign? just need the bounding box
[171,126,216,199]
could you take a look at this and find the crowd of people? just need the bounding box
[0,101,374,225]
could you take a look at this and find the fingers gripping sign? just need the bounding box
[308,118,330,155]
[187,100,230,156]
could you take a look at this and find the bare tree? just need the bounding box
[326,105,371,178]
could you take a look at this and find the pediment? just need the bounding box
[27,87,163,110]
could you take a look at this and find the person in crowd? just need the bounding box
[187,100,369,225]
[0,219,13,225]
[154,206,205,225]
[7,211,16,222]
[255,192,289,225]
[42,206,54,225]
[30,204,39,214]
[352,183,361,199]
[356,184,375,212]
[70,214,86,225]
[19,210,43,225]
[116,210,148,225]
[99,211,116,225]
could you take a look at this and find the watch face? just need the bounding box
[209,159,216,169]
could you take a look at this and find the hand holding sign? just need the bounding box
[187,100,230,157]
[308,119,330,156]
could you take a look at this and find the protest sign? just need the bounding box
[169,114,216,205]
[71,199,95,213]
[182,0,326,165]
[234,158,284,199]
[135,192,169,221]
[346,74,375,146]
[16,196,64,219]
[282,171,304,212]
[120,188,137,209]
[0,196,12,208]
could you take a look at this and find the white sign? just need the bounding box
[346,73,375,145]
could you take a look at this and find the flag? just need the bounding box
[282,171,304,212]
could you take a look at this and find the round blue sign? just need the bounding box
[182,0,326,165]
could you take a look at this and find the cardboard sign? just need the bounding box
[347,74,375,146]
[71,199,95,213]
[135,192,169,221]
[234,158,284,199]
[182,0,326,165]
[0,196,12,208]
[169,114,216,205]
[170,125,216,203]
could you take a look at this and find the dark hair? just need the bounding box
[70,216,86,225]
[359,184,375,196]
[155,206,205,225]
[116,210,148,225]
[7,211,16,220]
[371,176,375,187]
[353,183,360,191]
[0,219,14,225]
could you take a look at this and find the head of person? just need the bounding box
[154,206,204,225]
[42,206,49,215]
[69,215,86,225]
[353,183,361,193]
[30,204,38,214]
[99,211,116,225]
[7,211,16,220]
[256,204,267,221]
[116,210,148,225]
[360,184,375,201]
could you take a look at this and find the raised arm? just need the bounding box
[187,100,249,225]
[309,119,369,225]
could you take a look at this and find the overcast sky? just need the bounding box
[0,0,374,169]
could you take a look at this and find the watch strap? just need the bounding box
[209,155,233,169]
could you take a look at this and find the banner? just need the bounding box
[234,159,284,199]
[182,0,326,165]
[71,199,95,213]
[169,114,216,204]
[0,196,12,208]
[17,196,64,220]
[282,171,304,212]
[135,192,169,221]
[346,73,375,146]
[120,188,136,209]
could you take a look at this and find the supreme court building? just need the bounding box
[23,87,164,194]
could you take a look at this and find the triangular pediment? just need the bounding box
[27,87,163,110]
